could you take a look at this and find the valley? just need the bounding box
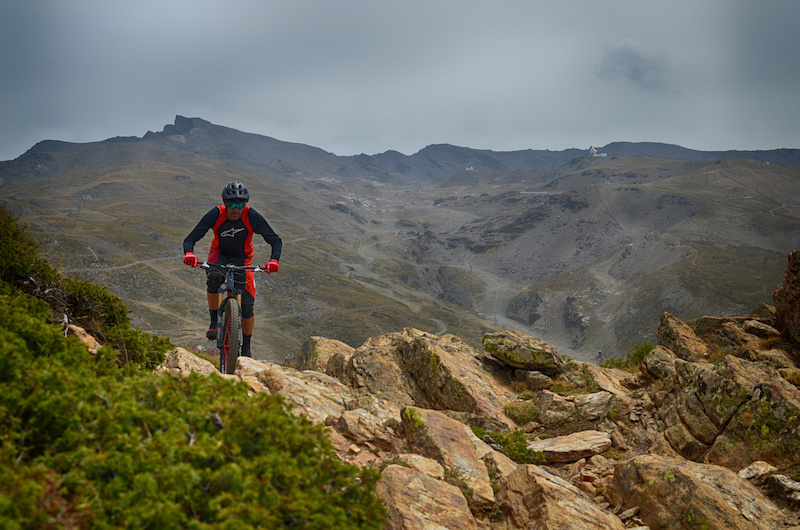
[2,116,799,362]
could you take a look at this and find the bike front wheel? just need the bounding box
[219,297,241,374]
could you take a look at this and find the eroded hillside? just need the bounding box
[2,116,799,362]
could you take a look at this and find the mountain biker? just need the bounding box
[182,181,282,357]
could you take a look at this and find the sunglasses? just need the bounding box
[226,202,246,210]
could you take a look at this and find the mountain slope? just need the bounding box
[2,116,799,362]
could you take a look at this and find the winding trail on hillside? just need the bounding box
[59,255,175,274]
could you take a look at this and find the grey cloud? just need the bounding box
[1,2,799,161]
[595,42,670,93]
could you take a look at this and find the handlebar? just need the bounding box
[199,262,265,272]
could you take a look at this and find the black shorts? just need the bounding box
[206,256,255,313]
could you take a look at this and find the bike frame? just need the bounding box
[199,262,263,374]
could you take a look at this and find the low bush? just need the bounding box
[601,341,654,370]
[0,204,171,369]
[504,401,540,425]
[473,428,544,465]
[0,204,386,528]
[0,205,58,288]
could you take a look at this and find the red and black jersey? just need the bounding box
[183,205,282,266]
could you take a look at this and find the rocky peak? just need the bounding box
[150,251,800,529]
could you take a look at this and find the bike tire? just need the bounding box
[220,297,241,374]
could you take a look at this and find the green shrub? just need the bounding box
[60,275,132,330]
[0,290,385,528]
[105,324,172,370]
[0,205,57,288]
[504,401,540,425]
[58,275,172,369]
[0,203,171,369]
[0,203,386,528]
[474,428,544,465]
[601,341,654,370]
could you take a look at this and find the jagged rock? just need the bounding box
[377,465,477,530]
[398,331,517,427]
[513,368,552,391]
[443,410,510,433]
[527,430,612,463]
[483,448,518,480]
[758,348,795,369]
[256,363,354,423]
[608,455,787,530]
[657,312,709,361]
[638,340,800,468]
[531,389,577,425]
[662,410,709,462]
[744,319,783,339]
[333,408,403,453]
[234,357,272,393]
[329,328,517,429]
[690,314,749,343]
[151,287,800,529]
[573,391,613,421]
[673,362,728,446]
[159,347,219,375]
[774,250,800,345]
[294,335,354,371]
[680,355,800,469]
[326,331,421,406]
[395,454,445,479]
[66,323,101,354]
[240,360,407,463]
[582,363,636,400]
[522,384,613,424]
[483,329,564,375]
[687,315,786,363]
[400,406,496,506]
[767,474,800,503]
[751,302,777,323]
[497,464,625,529]
[236,356,269,377]
[738,461,778,483]
[643,345,678,383]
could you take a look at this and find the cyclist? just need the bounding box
[182,181,282,357]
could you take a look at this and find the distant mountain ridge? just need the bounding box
[2,115,799,362]
[2,116,799,187]
[601,141,800,167]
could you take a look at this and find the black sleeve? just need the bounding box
[183,208,220,254]
[248,209,282,261]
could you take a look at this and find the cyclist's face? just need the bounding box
[226,206,243,221]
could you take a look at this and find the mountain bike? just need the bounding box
[199,262,264,374]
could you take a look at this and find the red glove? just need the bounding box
[184,252,198,267]
[265,259,280,274]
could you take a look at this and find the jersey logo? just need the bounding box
[220,227,245,238]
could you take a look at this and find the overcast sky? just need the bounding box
[2,1,799,161]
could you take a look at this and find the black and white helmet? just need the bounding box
[222,181,249,203]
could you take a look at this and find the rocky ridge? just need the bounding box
[137,250,800,528]
[126,252,797,525]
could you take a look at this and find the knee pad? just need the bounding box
[206,270,224,292]
[242,304,254,319]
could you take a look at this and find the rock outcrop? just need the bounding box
[157,252,800,529]
[775,250,800,346]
